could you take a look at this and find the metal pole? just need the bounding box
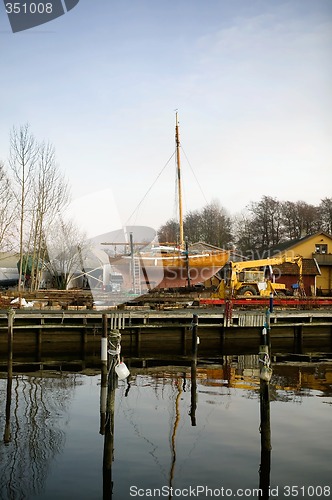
[269,293,274,313]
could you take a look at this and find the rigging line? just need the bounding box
[123,151,176,227]
[181,146,209,205]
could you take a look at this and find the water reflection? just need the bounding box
[0,355,331,500]
[0,373,80,500]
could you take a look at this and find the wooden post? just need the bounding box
[190,359,197,426]
[103,362,117,499]
[181,327,187,355]
[36,329,42,361]
[185,239,191,288]
[259,322,272,499]
[7,309,14,378]
[220,325,225,350]
[192,314,198,359]
[81,330,88,368]
[224,299,233,327]
[259,372,272,499]
[136,330,141,357]
[101,314,108,365]
[4,309,15,444]
[99,363,108,435]
[190,314,198,426]
[294,324,303,338]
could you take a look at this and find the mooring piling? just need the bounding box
[4,309,15,444]
[259,324,272,499]
[101,314,108,365]
[192,314,198,359]
[190,314,199,426]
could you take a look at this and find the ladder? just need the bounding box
[133,256,141,295]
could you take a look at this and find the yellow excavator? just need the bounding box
[215,255,304,299]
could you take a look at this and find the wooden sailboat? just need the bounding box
[108,113,229,291]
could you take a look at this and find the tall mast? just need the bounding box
[175,112,184,248]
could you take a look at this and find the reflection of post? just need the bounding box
[103,361,117,500]
[100,363,108,436]
[259,322,272,499]
[190,314,198,426]
[169,379,182,499]
[4,309,15,444]
[190,359,197,426]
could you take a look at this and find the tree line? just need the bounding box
[0,124,87,290]
[158,196,332,257]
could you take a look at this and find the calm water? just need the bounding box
[0,356,331,500]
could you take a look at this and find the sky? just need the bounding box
[1,0,331,238]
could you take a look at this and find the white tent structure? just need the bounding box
[68,246,113,290]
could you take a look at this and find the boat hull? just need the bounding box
[109,251,229,291]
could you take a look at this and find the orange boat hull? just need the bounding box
[110,251,229,290]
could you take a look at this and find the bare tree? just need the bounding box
[281,200,320,239]
[9,124,38,290]
[318,198,332,235]
[0,161,17,251]
[157,218,179,244]
[232,211,257,257]
[280,201,300,240]
[158,202,232,248]
[28,142,70,290]
[199,201,232,248]
[248,196,283,251]
[44,218,89,290]
[183,209,203,243]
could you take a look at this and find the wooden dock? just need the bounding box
[0,307,331,334]
[0,307,331,331]
[0,307,331,366]
[0,307,329,327]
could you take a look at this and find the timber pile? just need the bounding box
[0,289,95,310]
[0,288,206,310]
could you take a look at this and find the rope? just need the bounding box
[181,146,208,205]
[124,151,176,227]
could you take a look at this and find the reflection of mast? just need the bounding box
[169,379,182,499]
[258,326,272,499]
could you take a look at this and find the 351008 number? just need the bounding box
[284,485,331,497]
[5,3,53,14]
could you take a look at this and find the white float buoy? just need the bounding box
[115,362,130,380]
